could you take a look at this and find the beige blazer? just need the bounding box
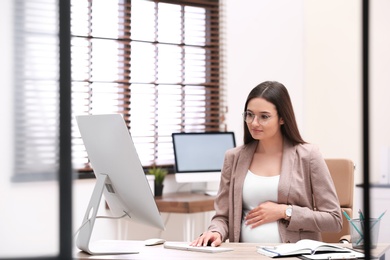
[208,139,342,243]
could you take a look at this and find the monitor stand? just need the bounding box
[188,181,219,196]
[76,174,140,255]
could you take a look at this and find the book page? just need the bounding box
[300,251,365,259]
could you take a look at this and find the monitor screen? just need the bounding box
[172,132,236,183]
[75,114,164,255]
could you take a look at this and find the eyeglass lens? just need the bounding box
[243,111,271,125]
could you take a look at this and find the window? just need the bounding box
[13,0,60,181]
[13,0,225,181]
[71,0,225,174]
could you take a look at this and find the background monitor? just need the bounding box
[75,114,165,255]
[172,132,236,184]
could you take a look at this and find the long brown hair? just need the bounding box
[243,81,306,145]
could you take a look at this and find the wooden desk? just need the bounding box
[75,242,390,260]
[154,192,216,241]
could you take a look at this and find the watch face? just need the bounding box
[286,207,292,217]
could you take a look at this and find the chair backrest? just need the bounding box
[321,158,355,243]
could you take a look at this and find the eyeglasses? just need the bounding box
[242,111,274,125]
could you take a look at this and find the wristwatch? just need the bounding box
[285,205,292,220]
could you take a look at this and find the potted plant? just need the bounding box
[147,165,168,197]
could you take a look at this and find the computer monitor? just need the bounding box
[75,114,165,255]
[172,132,236,184]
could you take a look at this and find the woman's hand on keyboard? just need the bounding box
[190,231,222,247]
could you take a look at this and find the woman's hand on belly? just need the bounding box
[244,201,286,229]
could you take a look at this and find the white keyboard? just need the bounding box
[164,242,233,253]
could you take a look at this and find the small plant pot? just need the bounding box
[154,183,164,197]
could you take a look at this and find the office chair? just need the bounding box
[321,158,355,243]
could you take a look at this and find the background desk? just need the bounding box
[155,192,215,213]
[75,242,390,260]
[155,192,215,241]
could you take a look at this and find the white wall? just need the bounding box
[224,0,305,144]
[370,0,390,184]
[1,0,390,258]
[303,0,362,183]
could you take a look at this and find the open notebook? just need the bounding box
[257,239,364,259]
[164,242,233,253]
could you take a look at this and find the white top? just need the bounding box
[240,170,282,243]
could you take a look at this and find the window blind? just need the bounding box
[71,0,226,173]
[13,0,60,181]
[13,0,225,180]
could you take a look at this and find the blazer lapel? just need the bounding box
[232,141,257,241]
[278,139,297,204]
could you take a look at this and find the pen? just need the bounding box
[358,209,364,222]
[358,209,364,232]
[260,246,277,249]
[377,210,387,221]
